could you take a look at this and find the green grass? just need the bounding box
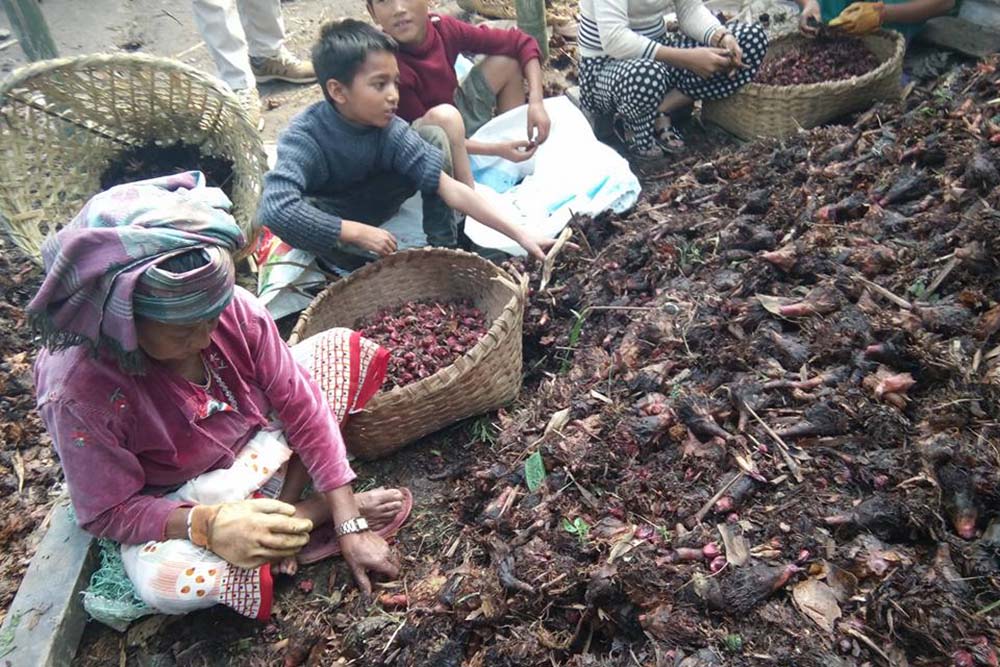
[558,308,590,374]
[678,241,704,269]
[469,415,498,446]
[562,516,591,547]
[0,611,20,658]
[723,634,744,653]
[977,599,1000,616]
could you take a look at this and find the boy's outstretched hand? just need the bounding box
[437,173,577,263]
[520,235,549,262]
[521,235,574,262]
[341,220,398,257]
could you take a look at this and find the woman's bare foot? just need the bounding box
[286,487,408,567]
[356,487,406,531]
[275,557,298,576]
[292,487,407,531]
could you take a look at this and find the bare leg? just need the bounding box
[279,458,405,529]
[415,104,474,187]
[655,90,694,142]
[477,55,525,113]
[658,89,693,115]
[277,455,310,505]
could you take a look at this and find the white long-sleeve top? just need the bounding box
[578,0,723,60]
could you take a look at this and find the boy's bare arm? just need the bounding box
[436,173,552,260]
[882,0,954,23]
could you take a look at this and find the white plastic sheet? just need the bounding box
[463,95,641,255]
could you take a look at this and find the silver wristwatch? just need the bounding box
[335,516,370,537]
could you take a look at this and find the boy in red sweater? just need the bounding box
[368,0,552,187]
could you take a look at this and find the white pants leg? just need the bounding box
[190,0,253,90]
[237,0,285,59]
[119,427,293,618]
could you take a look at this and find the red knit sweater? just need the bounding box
[395,14,542,122]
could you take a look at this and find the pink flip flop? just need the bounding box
[296,487,413,565]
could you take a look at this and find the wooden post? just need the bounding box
[1,0,58,61]
[515,0,549,61]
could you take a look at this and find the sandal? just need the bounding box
[612,115,666,160]
[296,487,413,565]
[653,112,686,153]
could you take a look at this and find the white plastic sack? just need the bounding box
[463,95,641,255]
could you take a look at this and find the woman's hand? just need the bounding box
[192,499,312,569]
[678,47,734,79]
[718,33,743,70]
[339,531,400,597]
[492,140,538,163]
[828,1,885,35]
[798,0,823,35]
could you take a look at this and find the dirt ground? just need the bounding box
[1,1,999,666]
[0,0,367,143]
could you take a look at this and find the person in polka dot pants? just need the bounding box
[577,0,768,158]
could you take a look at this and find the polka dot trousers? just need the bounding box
[579,22,768,153]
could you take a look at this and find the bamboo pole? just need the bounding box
[1,0,57,61]
[514,0,549,61]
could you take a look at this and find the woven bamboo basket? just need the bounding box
[0,53,267,262]
[289,248,528,460]
[702,30,905,141]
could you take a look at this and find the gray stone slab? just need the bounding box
[920,16,1000,57]
[959,0,1000,30]
[0,498,97,667]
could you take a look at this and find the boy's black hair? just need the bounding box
[312,19,397,103]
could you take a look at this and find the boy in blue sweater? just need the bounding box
[259,19,554,270]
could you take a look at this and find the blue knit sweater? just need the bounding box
[259,101,445,255]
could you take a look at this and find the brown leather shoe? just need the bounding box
[250,49,316,84]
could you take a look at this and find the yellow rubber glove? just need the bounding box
[828,2,885,35]
[190,499,312,569]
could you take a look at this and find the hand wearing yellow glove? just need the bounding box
[828,2,886,35]
[189,498,313,569]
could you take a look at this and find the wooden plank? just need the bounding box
[0,499,96,666]
[919,16,1000,57]
[0,0,58,61]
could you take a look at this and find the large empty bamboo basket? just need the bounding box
[0,53,266,261]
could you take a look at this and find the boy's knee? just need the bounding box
[419,104,466,138]
[483,55,520,83]
[414,124,455,176]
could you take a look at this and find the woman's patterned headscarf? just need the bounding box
[28,171,246,370]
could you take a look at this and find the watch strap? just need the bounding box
[335,516,370,537]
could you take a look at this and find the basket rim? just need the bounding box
[734,29,905,97]
[289,247,527,406]
[0,52,265,264]
[0,52,236,102]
